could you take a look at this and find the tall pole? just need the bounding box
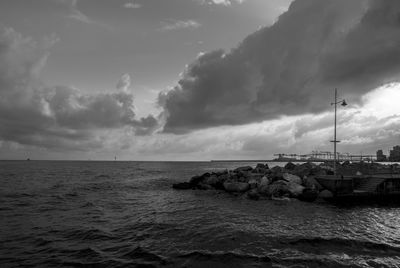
[333,88,337,176]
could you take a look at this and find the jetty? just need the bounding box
[172,159,400,204]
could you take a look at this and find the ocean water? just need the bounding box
[1,160,400,268]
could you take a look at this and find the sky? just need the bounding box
[0,0,400,161]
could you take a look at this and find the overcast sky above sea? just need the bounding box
[1,0,400,161]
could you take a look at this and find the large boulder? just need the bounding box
[248,178,259,189]
[172,182,193,190]
[253,163,268,174]
[197,183,214,190]
[264,169,272,175]
[189,173,209,186]
[270,166,284,181]
[189,175,201,185]
[270,166,283,174]
[302,176,323,191]
[223,182,250,193]
[284,162,297,170]
[256,163,266,169]
[319,189,334,199]
[260,176,270,185]
[287,182,305,197]
[205,175,219,186]
[234,166,253,173]
[218,173,229,181]
[257,176,271,195]
[229,173,239,182]
[293,162,315,178]
[204,174,227,190]
[270,172,284,182]
[247,173,264,181]
[282,173,302,185]
[238,176,248,183]
[267,182,291,197]
[216,174,229,189]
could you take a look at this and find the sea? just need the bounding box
[1,160,400,268]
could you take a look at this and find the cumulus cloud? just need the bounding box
[0,27,158,150]
[123,2,142,9]
[55,0,96,24]
[116,73,131,93]
[160,19,201,31]
[197,0,245,6]
[159,0,400,134]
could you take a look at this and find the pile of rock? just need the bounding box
[172,162,332,202]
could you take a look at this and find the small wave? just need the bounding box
[63,228,114,241]
[65,191,78,197]
[95,174,111,179]
[69,246,104,259]
[78,181,116,192]
[50,194,65,201]
[81,201,95,208]
[113,222,173,235]
[271,256,354,268]
[48,247,111,267]
[80,169,95,175]
[50,183,64,190]
[119,246,170,266]
[175,250,271,267]
[33,237,52,247]
[3,192,36,198]
[60,259,162,268]
[15,201,31,207]
[288,237,400,256]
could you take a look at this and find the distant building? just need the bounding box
[376,149,387,162]
[389,146,400,162]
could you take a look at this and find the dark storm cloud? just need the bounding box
[0,27,158,150]
[133,115,159,136]
[321,0,400,91]
[46,86,138,129]
[160,0,400,134]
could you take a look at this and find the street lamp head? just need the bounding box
[341,99,347,106]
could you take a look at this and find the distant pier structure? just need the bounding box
[274,145,400,162]
[273,151,376,162]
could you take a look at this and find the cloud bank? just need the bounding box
[123,2,142,9]
[0,27,158,150]
[160,20,201,31]
[198,0,245,6]
[160,0,400,134]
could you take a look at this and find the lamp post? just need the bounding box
[330,88,347,176]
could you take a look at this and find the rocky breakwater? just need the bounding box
[173,162,331,202]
